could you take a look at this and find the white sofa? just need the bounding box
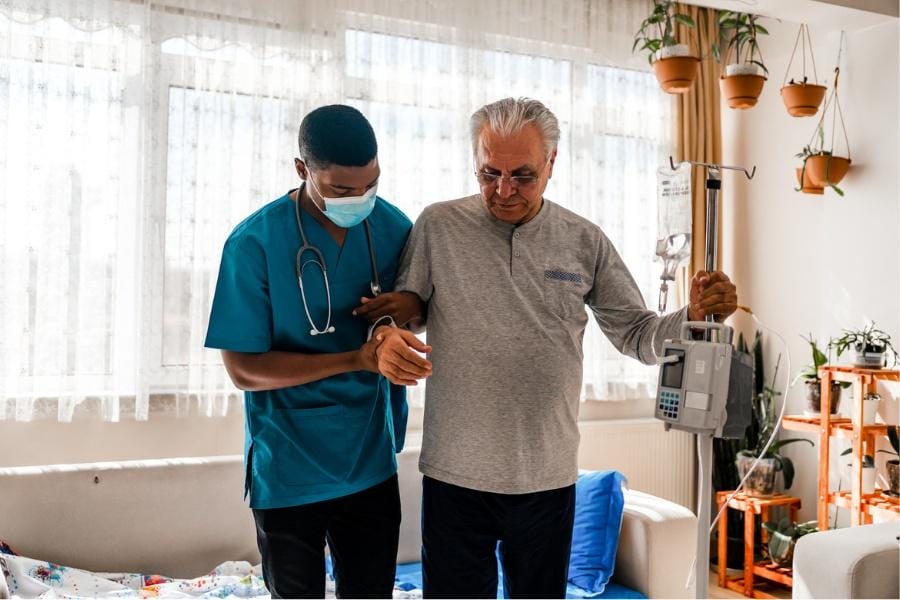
[0,448,697,598]
[792,522,900,599]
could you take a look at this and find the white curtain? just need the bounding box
[0,0,673,422]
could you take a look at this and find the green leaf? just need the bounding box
[674,14,695,27]
[769,438,815,455]
[755,23,770,35]
[782,456,796,490]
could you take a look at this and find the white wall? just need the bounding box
[721,16,899,523]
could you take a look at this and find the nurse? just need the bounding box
[205,105,425,599]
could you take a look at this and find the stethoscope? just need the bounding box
[294,185,380,336]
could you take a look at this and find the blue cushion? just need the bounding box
[567,470,627,595]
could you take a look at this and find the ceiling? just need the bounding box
[680,0,898,30]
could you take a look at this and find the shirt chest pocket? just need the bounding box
[542,268,587,319]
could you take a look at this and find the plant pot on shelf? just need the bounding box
[652,45,700,94]
[721,64,766,109]
[796,166,824,194]
[781,83,827,117]
[767,530,796,567]
[862,393,880,425]
[854,349,886,369]
[737,454,777,496]
[804,379,842,414]
[887,460,899,496]
[806,154,851,187]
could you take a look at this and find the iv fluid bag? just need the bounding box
[656,163,692,281]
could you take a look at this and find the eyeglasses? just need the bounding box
[474,171,541,189]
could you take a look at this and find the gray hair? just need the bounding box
[469,97,560,159]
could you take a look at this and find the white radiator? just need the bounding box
[578,418,696,510]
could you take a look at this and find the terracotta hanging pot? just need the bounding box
[721,73,766,109]
[780,25,827,117]
[796,166,824,195]
[652,56,701,94]
[806,154,851,187]
[781,83,827,116]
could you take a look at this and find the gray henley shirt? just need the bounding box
[395,194,687,494]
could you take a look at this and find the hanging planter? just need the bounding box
[633,1,700,94]
[780,24,827,117]
[714,11,769,109]
[795,42,852,196]
[795,166,824,195]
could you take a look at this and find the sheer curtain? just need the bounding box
[0,0,673,422]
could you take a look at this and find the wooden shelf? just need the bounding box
[829,489,900,519]
[782,415,850,433]
[717,491,800,598]
[782,416,890,439]
[815,366,900,529]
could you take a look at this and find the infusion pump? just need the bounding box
[656,322,752,439]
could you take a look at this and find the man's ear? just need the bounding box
[294,158,308,180]
[546,148,558,179]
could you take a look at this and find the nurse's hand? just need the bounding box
[355,336,382,374]
[353,292,425,329]
[374,327,432,386]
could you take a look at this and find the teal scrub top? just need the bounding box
[205,189,413,509]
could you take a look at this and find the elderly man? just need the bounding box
[356,97,737,598]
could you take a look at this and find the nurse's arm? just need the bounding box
[221,342,379,392]
[353,291,426,333]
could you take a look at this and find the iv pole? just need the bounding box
[668,156,755,599]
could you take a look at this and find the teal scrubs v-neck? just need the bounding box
[205,190,413,509]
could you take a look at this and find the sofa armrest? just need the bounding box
[792,522,900,599]
[614,489,697,599]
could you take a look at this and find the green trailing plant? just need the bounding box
[762,517,818,540]
[632,0,696,64]
[713,11,769,75]
[737,353,813,490]
[795,124,844,196]
[830,322,898,367]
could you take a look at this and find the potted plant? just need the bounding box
[803,64,852,193]
[798,334,847,414]
[877,425,899,497]
[830,322,898,369]
[633,0,699,94]
[780,24,827,117]
[762,518,818,567]
[795,124,847,196]
[737,357,814,496]
[714,11,769,109]
[840,448,877,494]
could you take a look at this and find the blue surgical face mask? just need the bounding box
[306,175,377,228]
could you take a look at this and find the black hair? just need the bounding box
[298,105,377,170]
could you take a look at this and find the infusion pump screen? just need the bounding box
[661,348,686,389]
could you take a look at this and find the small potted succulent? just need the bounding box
[762,518,818,567]
[713,11,769,109]
[877,425,899,497]
[798,334,847,414]
[830,322,898,369]
[633,0,699,94]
